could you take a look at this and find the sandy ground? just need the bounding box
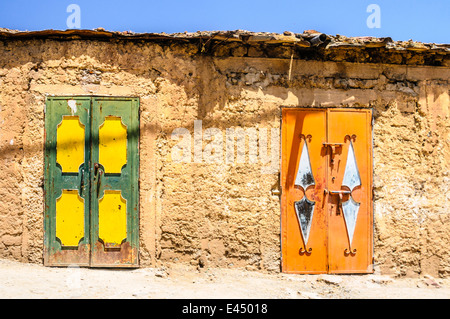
[0,258,448,299]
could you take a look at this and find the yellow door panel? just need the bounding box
[98,190,127,248]
[56,190,84,247]
[99,116,127,174]
[56,116,85,173]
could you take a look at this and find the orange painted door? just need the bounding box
[281,109,328,273]
[327,109,373,273]
[281,108,373,274]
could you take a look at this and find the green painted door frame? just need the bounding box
[44,96,139,267]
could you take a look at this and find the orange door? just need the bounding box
[281,108,373,274]
[327,109,373,273]
[281,109,328,274]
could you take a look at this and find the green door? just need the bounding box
[44,96,139,267]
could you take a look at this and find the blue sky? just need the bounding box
[0,0,448,43]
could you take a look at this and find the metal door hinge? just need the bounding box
[271,188,281,196]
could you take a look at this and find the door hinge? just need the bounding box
[271,187,281,196]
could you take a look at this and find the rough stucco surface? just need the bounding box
[0,38,448,277]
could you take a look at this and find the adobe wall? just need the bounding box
[0,38,448,277]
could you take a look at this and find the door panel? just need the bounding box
[44,96,139,268]
[44,97,91,266]
[327,109,373,273]
[281,108,373,274]
[90,97,139,267]
[55,190,85,247]
[281,109,327,273]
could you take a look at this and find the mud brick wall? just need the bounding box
[0,37,448,277]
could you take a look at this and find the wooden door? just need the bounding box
[90,97,139,267]
[326,109,373,273]
[281,109,328,273]
[44,96,139,267]
[44,97,91,266]
[281,108,373,274]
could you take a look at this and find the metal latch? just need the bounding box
[324,189,351,215]
[322,142,343,150]
[324,189,351,195]
[322,143,343,164]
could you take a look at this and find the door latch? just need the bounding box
[79,167,85,196]
[94,163,103,198]
[324,189,351,215]
[322,143,343,164]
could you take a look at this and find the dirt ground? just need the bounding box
[0,258,448,299]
